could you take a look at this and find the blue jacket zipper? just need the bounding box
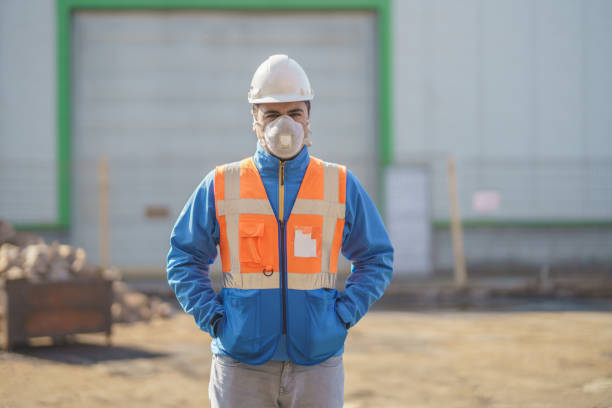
[279,161,287,334]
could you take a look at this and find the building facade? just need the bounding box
[1,0,611,276]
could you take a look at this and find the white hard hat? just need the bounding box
[248,54,314,103]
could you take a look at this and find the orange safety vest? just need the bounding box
[214,156,346,290]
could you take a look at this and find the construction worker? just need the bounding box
[167,54,393,408]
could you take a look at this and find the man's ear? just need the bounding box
[251,104,259,132]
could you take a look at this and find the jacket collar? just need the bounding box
[253,143,311,178]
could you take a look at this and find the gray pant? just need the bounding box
[209,354,344,408]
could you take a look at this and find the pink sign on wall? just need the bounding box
[473,190,501,213]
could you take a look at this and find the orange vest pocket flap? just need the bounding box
[239,221,265,238]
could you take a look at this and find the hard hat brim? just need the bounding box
[248,94,314,104]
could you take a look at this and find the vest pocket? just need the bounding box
[219,290,260,357]
[238,221,264,268]
[304,289,348,360]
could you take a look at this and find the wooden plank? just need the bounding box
[446,156,468,288]
[99,157,109,269]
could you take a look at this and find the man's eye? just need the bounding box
[290,113,301,118]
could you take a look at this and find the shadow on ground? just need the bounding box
[10,342,168,365]
[373,293,612,312]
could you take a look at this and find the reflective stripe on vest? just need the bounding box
[214,156,346,290]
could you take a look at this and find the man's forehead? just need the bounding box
[259,102,306,113]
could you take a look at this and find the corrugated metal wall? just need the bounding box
[0,0,57,223]
[393,0,612,270]
[394,0,612,220]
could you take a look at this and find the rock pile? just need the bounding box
[112,281,176,323]
[0,219,176,323]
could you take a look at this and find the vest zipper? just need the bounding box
[279,161,287,334]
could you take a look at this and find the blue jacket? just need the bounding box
[167,144,394,365]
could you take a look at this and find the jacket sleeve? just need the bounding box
[335,169,394,328]
[166,170,225,338]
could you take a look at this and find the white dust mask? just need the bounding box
[260,115,306,160]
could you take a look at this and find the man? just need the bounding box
[167,54,393,408]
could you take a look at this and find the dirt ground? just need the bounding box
[1,311,612,408]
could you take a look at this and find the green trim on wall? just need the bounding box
[57,0,71,229]
[376,0,392,217]
[13,223,70,232]
[14,0,392,231]
[433,219,612,229]
[58,0,390,10]
[378,2,392,167]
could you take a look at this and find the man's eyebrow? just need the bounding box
[263,109,280,115]
[287,108,304,114]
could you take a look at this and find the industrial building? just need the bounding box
[1,0,611,277]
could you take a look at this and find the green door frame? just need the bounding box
[14,0,392,231]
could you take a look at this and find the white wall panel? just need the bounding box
[584,0,612,159]
[394,0,612,223]
[0,0,56,223]
[534,0,583,159]
[393,0,427,159]
[481,0,532,158]
[428,0,480,157]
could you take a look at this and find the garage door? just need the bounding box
[71,10,378,275]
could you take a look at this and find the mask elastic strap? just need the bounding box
[253,118,267,147]
[303,120,312,147]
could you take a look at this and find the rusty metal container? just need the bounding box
[1,278,112,350]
